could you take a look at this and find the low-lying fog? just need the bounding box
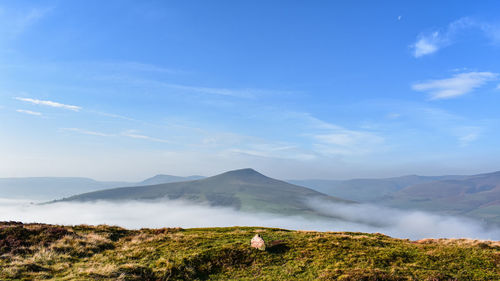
[0,198,498,241]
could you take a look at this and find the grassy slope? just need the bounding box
[1,222,498,280]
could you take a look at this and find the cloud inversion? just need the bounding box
[0,198,498,241]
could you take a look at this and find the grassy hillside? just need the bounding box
[1,222,498,280]
[61,169,349,217]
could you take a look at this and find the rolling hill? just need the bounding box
[60,168,350,217]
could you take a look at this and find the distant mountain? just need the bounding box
[291,172,500,225]
[61,168,350,217]
[0,177,131,200]
[0,174,205,201]
[384,171,500,224]
[289,174,466,202]
[139,174,205,185]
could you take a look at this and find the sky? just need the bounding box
[1,0,500,181]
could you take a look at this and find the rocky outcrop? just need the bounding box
[250,234,266,250]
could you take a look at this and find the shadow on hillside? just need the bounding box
[266,240,289,254]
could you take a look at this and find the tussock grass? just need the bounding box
[0,222,498,280]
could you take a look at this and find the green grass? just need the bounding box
[1,222,498,280]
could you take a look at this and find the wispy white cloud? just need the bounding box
[16,109,42,116]
[313,130,384,156]
[479,22,500,44]
[291,112,341,130]
[386,113,401,119]
[412,17,500,57]
[458,132,479,147]
[413,32,443,57]
[92,74,290,98]
[122,130,171,143]
[409,106,487,147]
[15,97,82,111]
[160,83,292,98]
[62,128,114,137]
[455,126,482,147]
[293,113,385,156]
[63,128,175,144]
[93,111,137,121]
[93,61,183,74]
[73,61,186,77]
[227,143,315,161]
[412,72,498,99]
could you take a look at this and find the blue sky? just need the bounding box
[1,0,500,180]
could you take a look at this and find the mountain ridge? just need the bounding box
[290,170,500,224]
[60,168,350,217]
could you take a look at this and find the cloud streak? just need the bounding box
[62,128,173,144]
[122,130,171,143]
[62,128,114,137]
[296,113,385,156]
[313,131,384,156]
[412,72,498,99]
[15,97,82,111]
[0,198,498,240]
[158,83,293,99]
[16,109,42,116]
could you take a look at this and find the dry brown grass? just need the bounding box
[415,238,500,247]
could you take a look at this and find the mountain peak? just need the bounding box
[228,168,260,174]
[220,168,265,177]
[205,168,273,183]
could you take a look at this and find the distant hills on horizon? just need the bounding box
[1,169,494,200]
[1,168,499,225]
[291,171,500,225]
[0,174,206,200]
